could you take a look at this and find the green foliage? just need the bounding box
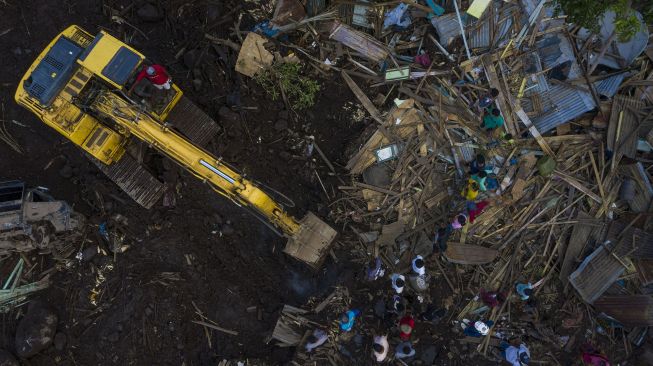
[255,62,320,111]
[555,0,642,42]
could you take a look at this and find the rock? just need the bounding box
[12,48,22,56]
[0,350,18,366]
[206,5,221,22]
[192,79,203,91]
[137,3,163,22]
[144,306,153,317]
[59,164,73,179]
[107,332,119,343]
[279,151,292,160]
[183,49,200,69]
[277,110,289,120]
[274,119,288,131]
[221,224,234,236]
[54,333,67,351]
[15,302,58,358]
[420,345,439,364]
[82,245,100,262]
[218,106,239,124]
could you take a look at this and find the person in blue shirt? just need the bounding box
[516,283,533,301]
[340,309,361,332]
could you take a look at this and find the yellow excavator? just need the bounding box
[15,25,336,268]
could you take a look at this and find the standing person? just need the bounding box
[372,334,389,362]
[469,154,486,175]
[135,64,172,90]
[482,106,505,131]
[433,226,450,253]
[472,171,488,191]
[398,315,415,340]
[500,342,530,366]
[468,200,490,223]
[366,257,385,281]
[516,282,534,301]
[411,255,426,276]
[305,329,328,352]
[451,214,468,230]
[478,88,500,109]
[390,274,406,294]
[340,309,361,332]
[461,180,480,200]
[395,342,416,359]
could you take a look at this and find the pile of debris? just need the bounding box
[221,0,653,364]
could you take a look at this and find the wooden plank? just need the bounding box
[480,54,517,136]
[341,71,384,124]
[559,212,600,282]
[514,107,556,158]
[594,296,653,326]
[553,170,602,204]
[445,243,498,265]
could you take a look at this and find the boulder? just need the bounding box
[137,3,163,22]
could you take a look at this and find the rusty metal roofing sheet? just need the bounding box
[569,244,624,304]
[607,95,645,159]
[594,296,653,326]
[531,84,596,133]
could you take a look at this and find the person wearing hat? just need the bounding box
[389,295,405,315]
[395,341,416,359]
[462,319,494,337]
[390,273,406,294]
[433,226,451,253]
[305,328,328,352]
[366,257,385,281]
[135,64,172,90]
[411,255,426,276]
[501,342,530,366]
[398,315,415,340]
[372,334,389,362]
[339,309,361,332]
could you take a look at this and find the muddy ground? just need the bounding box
[0,0,367,364]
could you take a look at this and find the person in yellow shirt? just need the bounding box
[461,180,480,200]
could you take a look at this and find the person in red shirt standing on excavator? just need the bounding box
[135,64,171,90]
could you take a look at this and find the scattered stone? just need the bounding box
[54,333,67,351]
[0,350,18,366]
[144,306,153,317]
[192,79,203,91]
[107,332,119,343]
[218,106,239,124]
[15,302,58,358]
[59,164,73,179]
[274,119,288,131]
[12,48,22,56]
[136,3,163,22]
[82,245,100,262]
[221,224,234,236]
[183,49,200,69]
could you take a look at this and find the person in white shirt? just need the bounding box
[412,255,426,276]
[372,335,389,362]
[390,273,405,294]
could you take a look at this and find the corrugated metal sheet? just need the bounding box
[559,212,603,282]
[430,13,461,46]
[468,4,517,50]
[594,296,653,326]
[594,72,627,97]
[569,244,624,304]
[329,21,389,63]
[531,84,596,133]
[607,95,645,158]
[536,33,582,80]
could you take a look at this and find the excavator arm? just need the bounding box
[91,91,303,235]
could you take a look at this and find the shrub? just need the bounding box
[255,62,320,111]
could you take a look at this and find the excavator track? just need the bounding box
[91,154,165,209]
[165,96,220,147]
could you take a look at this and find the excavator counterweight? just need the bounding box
[14,25,336,268]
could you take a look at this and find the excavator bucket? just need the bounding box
[284,212,337,269]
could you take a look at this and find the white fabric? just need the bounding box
[373,335,389,362]
[153,78,172,90]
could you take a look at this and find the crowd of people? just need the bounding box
[297,91,611,365]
